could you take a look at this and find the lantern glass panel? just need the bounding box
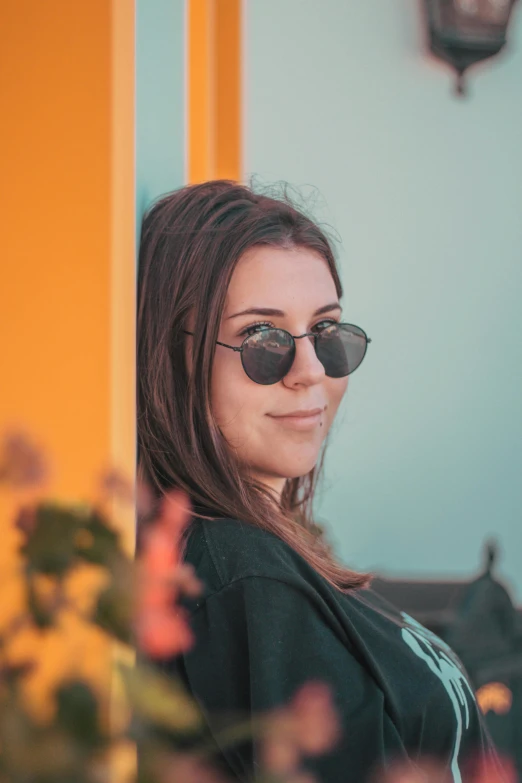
[455,0,513,25]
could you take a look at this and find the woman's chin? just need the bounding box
[273,457,319,481]
[247,446,322,487]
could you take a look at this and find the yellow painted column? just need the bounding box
[188,0,243,183]
[0,0,135,724]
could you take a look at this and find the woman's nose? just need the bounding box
[283,334,325,385]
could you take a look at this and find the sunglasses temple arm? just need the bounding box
[216,339,242,352]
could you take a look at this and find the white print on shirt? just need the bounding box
[400,612,476,783]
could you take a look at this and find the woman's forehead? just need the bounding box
[224,246,337,314]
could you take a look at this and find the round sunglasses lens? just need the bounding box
[241,328,295,385]
[316,324,368,377]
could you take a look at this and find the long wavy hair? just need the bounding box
[137,179,372,593]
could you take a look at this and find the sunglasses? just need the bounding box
[183,322,371,385]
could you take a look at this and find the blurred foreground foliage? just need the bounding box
[0,432,344,783]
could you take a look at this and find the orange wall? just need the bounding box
[188,0,242,183]
[0,0,241,727]
[0,0,135,719]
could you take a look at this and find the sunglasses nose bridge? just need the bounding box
[293,331,316,344]
[288,331,325,376]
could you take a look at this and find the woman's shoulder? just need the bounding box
[182,515,316,600]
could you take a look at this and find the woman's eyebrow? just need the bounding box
[226,302,341,320]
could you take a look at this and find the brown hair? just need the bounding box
[137,179,373,593]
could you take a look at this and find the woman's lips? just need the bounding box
[267,410,324,430]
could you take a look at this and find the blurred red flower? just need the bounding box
[0,430,49,488]
[260,680,342,777]
[156,751,231,783]
[463,751,517,783]
[135,489,203,659]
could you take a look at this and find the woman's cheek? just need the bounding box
[325,378,348,428]
[210,357,252,436]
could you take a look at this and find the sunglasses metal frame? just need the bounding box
[183,322,372,380]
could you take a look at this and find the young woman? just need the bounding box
[136,180,504,783]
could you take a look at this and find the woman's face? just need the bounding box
[206,245,349,500]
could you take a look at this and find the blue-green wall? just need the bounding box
[136,0,186,227]
[244,0,522,601]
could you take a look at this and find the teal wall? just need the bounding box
[244,1,522,601]
[136,0,186,227]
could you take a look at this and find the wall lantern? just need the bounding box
[423,0,518,96]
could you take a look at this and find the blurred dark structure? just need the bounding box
[373,539,522,780]
[422,0,519,95]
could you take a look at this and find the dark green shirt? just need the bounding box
[167,516,504,783]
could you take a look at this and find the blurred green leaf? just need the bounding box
[19,502,126,578]
[12,729,84,783]
[0,660,36,686]
[26,578,58,629]
[92,552,134,644]
[0,681,98,783]
[74,508,121,567]
[118,662,206,735]
[0,695,37,772]
[0,695,81,783]
[54,679,104,750]
[20,503,84,576]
